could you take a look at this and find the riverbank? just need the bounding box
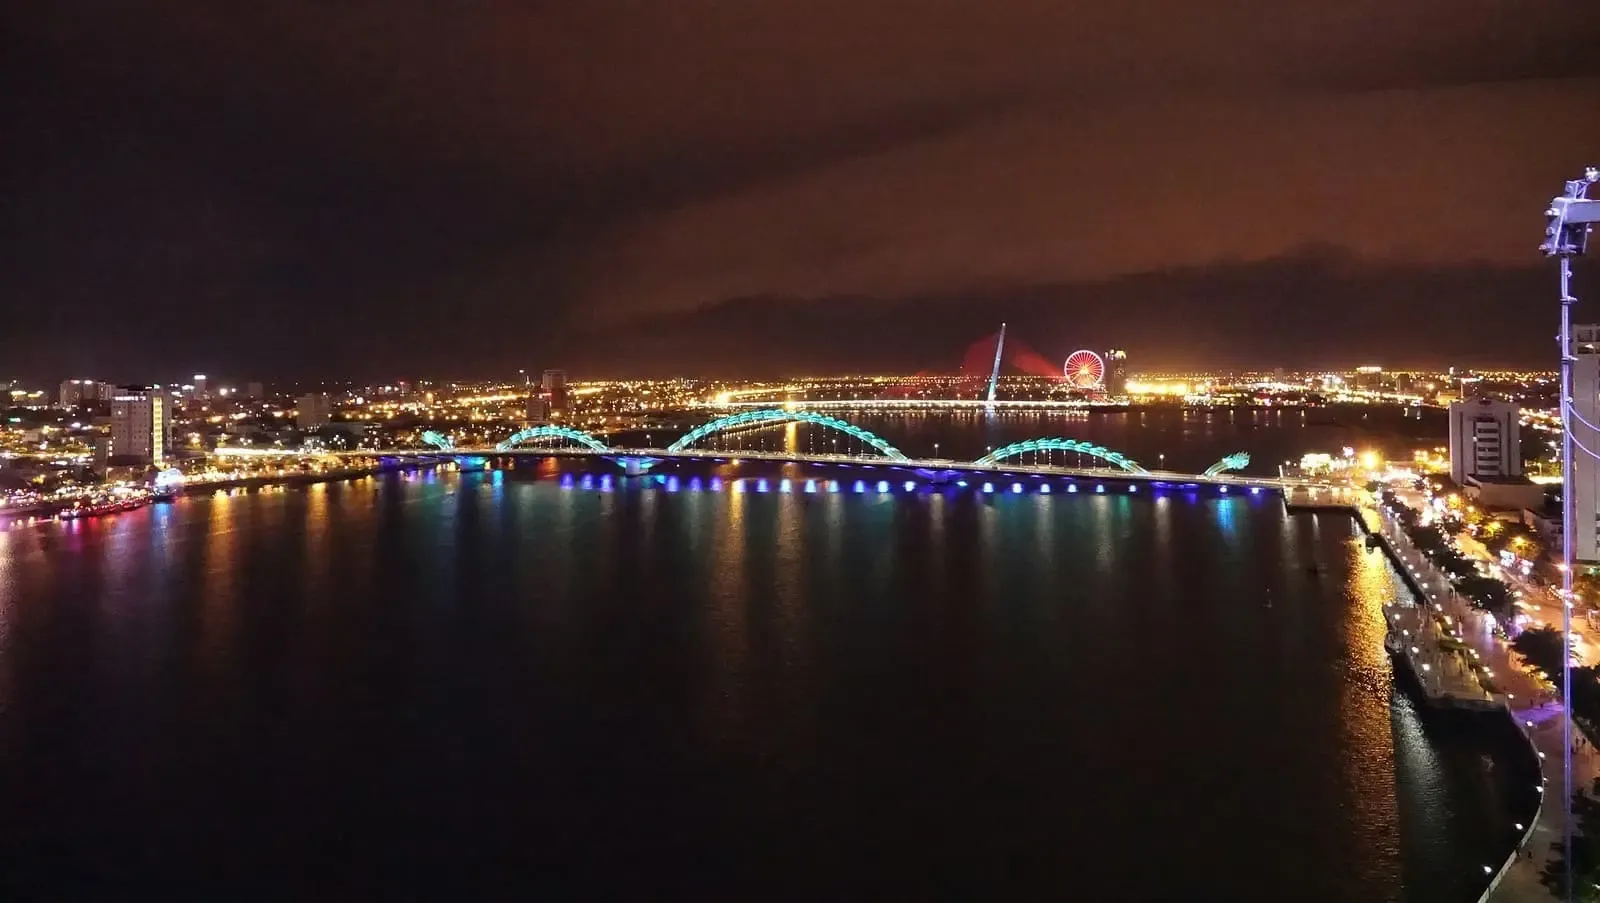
[174,463,423,498]
[1287,496,1551,899]
[1,461,434,528]
[1355,505,1585,901]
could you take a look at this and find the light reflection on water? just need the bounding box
[0,466,1519,900]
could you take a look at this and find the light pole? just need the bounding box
[1541,166,1599,903]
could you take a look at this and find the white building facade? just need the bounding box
[1570,325,1600,561]
[1448,396,1522,485]
[110,386,171,463]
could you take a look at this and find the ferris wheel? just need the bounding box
[1063,350,1106,390]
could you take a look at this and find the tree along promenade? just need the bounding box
[1370,506,1599,901]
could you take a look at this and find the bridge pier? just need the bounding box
[617,457,659,476]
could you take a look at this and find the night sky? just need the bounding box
[4,2,1599,380]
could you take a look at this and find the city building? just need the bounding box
[1572,325,1600,560]
[1524,502,1564,552]
[246,381,265,400]
[1449,395,1540,511]
[59,379,111,408]
[191,374,208,401]
[91,435,111,476]
[324,421,373,445]
[526,393,552,423]
[542,369,569,414]
[109,385,171,463]
[1104,350,1128,395]
[1448,395,1521,484]
[297,393,332,430]
[1353,366,1383,390]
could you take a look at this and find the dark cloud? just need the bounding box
[1,2,1597,379]
[558,249,1599,377]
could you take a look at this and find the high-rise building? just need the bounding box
[1447,396,1521,485]
[1353,366,1383,390]
[91,436,111,476]
[297,393,332,430]
[1103,350,1128,395]
[1571,325,1600,560]
[542,369,569,414]
[526,394,552,423]
[110,386,171,463]
[59,379,111,408]
[246,381,265,400]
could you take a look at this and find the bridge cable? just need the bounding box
[1556,402,1600,463]
[1565,401,1600,437]
[1564,412,1600,463]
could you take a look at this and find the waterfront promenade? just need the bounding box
[1369,506,1600,901]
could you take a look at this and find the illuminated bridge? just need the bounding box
[215,408,1345,495]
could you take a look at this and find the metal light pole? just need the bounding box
[1542,166,1599,903]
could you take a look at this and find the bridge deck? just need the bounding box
[216,444,1332,490]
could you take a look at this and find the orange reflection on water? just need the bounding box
[196,494,238,677]
[303,481,331,593]
[703,480,750,743]
[1337,520,1404,866]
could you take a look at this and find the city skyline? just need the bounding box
[7,6,1600,899]
[4,3,1599,378]
[4,357,1573,391]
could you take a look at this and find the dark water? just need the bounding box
[0,460,1523,900]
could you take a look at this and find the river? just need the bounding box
[0,420,1527,899]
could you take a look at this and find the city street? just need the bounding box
[1390,484,1599,665]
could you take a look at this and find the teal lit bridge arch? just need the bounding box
[496,425,613,454]
[666,409,910,461]
[420,431,455,452]
[974,438,1147,474]
[1202,452,1250,478]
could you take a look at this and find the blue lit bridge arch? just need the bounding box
[420,430,455,452]
[666,409,910,461]
[496,425,613,454]
[974,438,1147,474]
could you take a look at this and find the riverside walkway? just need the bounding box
[1382,602,1495,708]
[1367,506,1600,902]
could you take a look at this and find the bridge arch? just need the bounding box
[420,430,455,452]
[496,425,613,454]
[667,409,910,461]
[974,437,1146,474]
